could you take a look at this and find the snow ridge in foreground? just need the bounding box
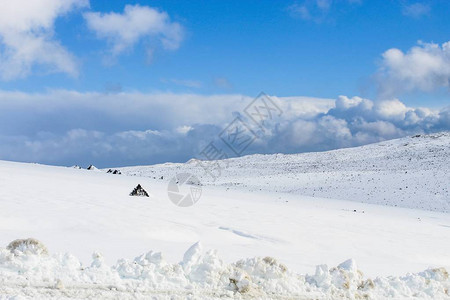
[0,241,449,299]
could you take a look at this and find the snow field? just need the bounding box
[0,133,449,298]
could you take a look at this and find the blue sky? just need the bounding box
[0,0,449,167]
[0,0,448,105]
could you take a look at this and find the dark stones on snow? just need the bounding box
[107,169,122,175]
[72,165,121,175]
[130,184,149,197]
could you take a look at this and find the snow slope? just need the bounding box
[120,132,450,212]
[0,133,449,298]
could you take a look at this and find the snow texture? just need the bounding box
[0,240,448,299]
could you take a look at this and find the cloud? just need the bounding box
[84,4,184,58]
[0,90,448,167]
[288,1,330,22]
[0,0,87,80]
[376,41,450,97]
[257,95,445,154]
[0,91,332,166]
[288,0,360,22]
[0,90,254,138]
[402,3,431,18]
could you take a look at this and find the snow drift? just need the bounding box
[0,240,449,299]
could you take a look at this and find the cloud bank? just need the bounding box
[261,96,447,154]
[0,90,448,167]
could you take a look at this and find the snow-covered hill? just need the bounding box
[119,132,450,212]
[0,133,449,298]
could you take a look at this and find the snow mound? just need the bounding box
[7,238,48,256]
[0,240,449,299]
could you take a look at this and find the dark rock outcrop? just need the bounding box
[129,184,149,197]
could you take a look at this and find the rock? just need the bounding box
[129,184,149,197]
[107,169,122,175]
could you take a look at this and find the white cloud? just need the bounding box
[375,99,408,121]
[84,4,184,58]
[176,126,193,135]
[0,0,87,80]
[354,120,402,138]
[0,90,447,167]
[402,3,430,18]
[335,95,373,111]
[377,41,450,97]
[264,95,447,154]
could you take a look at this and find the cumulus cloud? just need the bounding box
[377,41,450,97]
[0,90,448,167]
[84,4,184,58]
[0,0,87,80]
[402,3,430,18]
[257,95,445,154]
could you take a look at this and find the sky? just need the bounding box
[0,0,449,167]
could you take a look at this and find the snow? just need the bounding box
[0,241,448,299]
[120,132,450,212]
[0,133,449,298]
